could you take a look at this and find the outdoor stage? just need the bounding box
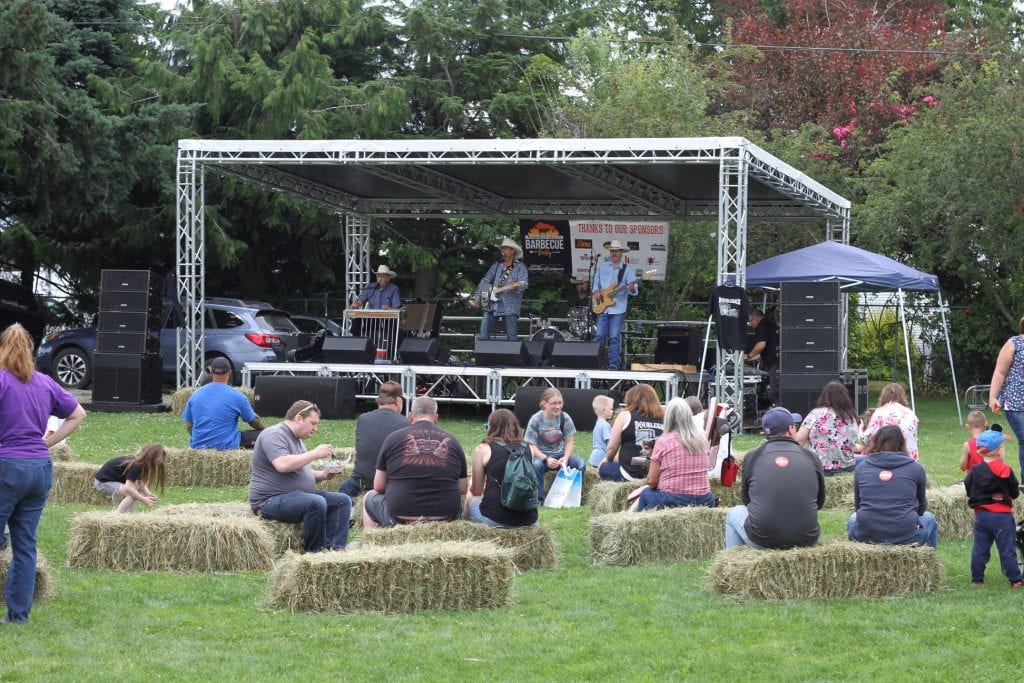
[240,361,712,412]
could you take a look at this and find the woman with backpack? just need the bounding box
[465,409,538,527]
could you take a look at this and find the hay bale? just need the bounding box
[164,447,252,487]
[710,479,742,508]
[50,462,110,505]
[331,447,355,460]
[588,481,644,515]
[590,506,727,566]
[823,473,855,509]
[927,487,1024,539]
[170,385,257,416]
[361,521,557,571]
[266,541,514,613]
[49,443,75,462]
[0,548,55,603]
[705,540,943,600]
[67,511,275,572]
[542,467,600,504]
[152,502,305,556]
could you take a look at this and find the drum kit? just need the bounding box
[531,306,594,344]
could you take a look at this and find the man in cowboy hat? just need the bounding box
[471,238,528,341]
[591,239,638,369]
[352,265,401,310]
[567,275,590,309]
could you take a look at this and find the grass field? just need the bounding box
[1,394,1019,681]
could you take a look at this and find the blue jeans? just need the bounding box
[846,511,938,549]
[338,476,369,498]
[598,461,625,481]
[534,456,586,502]
[1003,410,1024,475]
[0,458,53,622]
[593,312,625,369]
[636,489,716,512]
[724,505,763,549]
[479,312,518,341]
[971,509,1022,584]
[259,490,351,552]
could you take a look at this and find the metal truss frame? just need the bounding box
[343,213,371,332]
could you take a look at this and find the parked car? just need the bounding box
[290,314,344,337]
[36,298,302,389]
[0,280,45,343]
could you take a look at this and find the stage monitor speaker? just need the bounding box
[523,341,547,368]
[96,331,159,354]
[100,269,159,292]
[474,340,528,367]
[780,281,840,304]
[654,326,700,365]
[253,376,357,420]
[513,386,621,432]
[98,310,160,333]
[399,337,449,365]
[321,337,375,363]
[549,341,607,369]
[91,352,162,404]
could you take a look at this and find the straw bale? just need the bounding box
[169,385,257,416]
[49,443,75,462]
[590,506,727,566]
[705,540,943,600]
[266,541,514,613]
[823,473,855,509]
[50,462,110,505]
[542,467,600,504]
[361,521,556,571]
[164,447,252,487]
[152,503,305,556]
[710,479,742,508]
[927,486,1024,539]
[588,481,645,516]
[0,548,55,603]
[67,511,275,572]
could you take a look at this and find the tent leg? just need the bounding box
[898,289,915,413]
[697,315,713,401]
[938,292,962,423]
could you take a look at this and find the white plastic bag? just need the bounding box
[543,466,583,508]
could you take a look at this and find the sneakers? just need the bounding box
[971,581,984,586]
[1011,581,1023,589]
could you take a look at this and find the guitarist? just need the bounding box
[591,239,638,369]
[471,238,529,341]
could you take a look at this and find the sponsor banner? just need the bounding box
[569,219,668,281]
[519,219,572,277]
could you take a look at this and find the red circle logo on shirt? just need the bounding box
[878,470,893,482]
[774,456,789,468]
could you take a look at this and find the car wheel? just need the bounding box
[52,347,92,389]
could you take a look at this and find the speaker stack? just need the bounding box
[92,270,163,405]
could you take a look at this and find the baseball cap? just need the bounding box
[976,429,1011,455]
[761,406,802,436]
[208,357,231,374]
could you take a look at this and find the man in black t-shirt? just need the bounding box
[362,396,468,527]
[338,381,408,497]
[745,308,779,370]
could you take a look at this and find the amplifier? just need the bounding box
[781,304,839,328]
[779,327,841,352]
[779,350,839,373]
[780,282,840,304]
[96,331,159,354]
[654,326,701,365]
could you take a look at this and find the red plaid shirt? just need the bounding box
[650,432,713,495]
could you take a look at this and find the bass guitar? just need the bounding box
[591,270,657,315]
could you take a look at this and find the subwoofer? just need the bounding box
[253,376,358,419]
[474,340,528,367]
[548,341,607,369]
[398,337,449,365]
[321,337,375,364]
[513,386,621,432]
[91,352,162,404]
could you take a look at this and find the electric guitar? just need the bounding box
[487,280,526,302]
[591,270,657,314]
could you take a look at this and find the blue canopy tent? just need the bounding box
[741,240,959,420]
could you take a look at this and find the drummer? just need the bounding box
[567,275,590,308]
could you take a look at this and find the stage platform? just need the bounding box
[240,362,708,411]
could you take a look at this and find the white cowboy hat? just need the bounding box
[498,238,524,259]
[603,239,631,253]
[374,265,397,278]
[571,275,590,284]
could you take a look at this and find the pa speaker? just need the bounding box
[513,386,621,432]
[399,337,449,365]
[322,337,375,363]
[253,376,357,420]
[91,353,162,404]
[474,340,528,367]
[96,331,159,354]
[654,326,700,365]
[549,341,606,369]
[100,269,158,292]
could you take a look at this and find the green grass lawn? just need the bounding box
[1,395,1018,681]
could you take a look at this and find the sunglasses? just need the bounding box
[297,403,319,417]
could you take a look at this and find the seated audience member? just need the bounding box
[847,425,938,548]
[588,395,615,469]
[465,409,538,527]
[524,388,585,501]
[795,380,859,474]
[600,384,665,481]
[862,383,920,460]
[725,406,825,549]
[182,357,264,449]
[363,397,468,528]
[636,398,716,511]
[338,381,407,497]
[248,401,351,553]
[93,443,166,514]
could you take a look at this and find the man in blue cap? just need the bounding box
[725,406,825,549]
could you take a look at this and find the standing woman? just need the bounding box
[0,324,85,624]
[989,316,1024,473]
[636,398,716,511]
[600,384,665,481]
[794,380,859,474]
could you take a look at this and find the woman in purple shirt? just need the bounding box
[0,324,85,624]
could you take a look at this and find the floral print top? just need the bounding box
[800,407,858,470]
[998,336,1024,411]
[863,402,920,460]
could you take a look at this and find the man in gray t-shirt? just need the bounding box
[248,401,351,552]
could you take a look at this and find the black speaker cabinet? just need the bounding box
[253,376,357,419]
[321,337,375,363]
[777,372,841,392]
[654,326,701,365]
[523,340,547,368]
[513,386,621,432]
[549,341,607,369]
[777,389,818,420]
[91,353,162,404]
[779,350,839,373]
[780,304,840,328]
[100,269,158,292]
[474,340,528,367]
[98,310,160,333]
[96,331,159,354]
[399,337,449,365]
[780,326,841,353]
[780,281,840,304]
[99,290,156,314]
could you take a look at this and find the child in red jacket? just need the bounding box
[964,430,1022,587]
